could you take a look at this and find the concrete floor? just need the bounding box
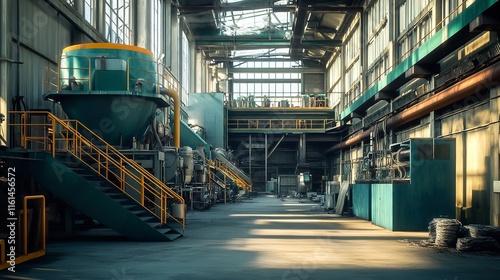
[3,195,500,279]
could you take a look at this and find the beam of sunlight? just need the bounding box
[224,237,438,270]
[253,219,342,225]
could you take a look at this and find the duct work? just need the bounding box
[325,60,500,154]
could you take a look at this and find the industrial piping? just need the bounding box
[324,60,500,154]
[161,88,181,148]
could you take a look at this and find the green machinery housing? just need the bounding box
[352,138,456,231]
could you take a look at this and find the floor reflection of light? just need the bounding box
[230,214,330,217]
[224,236,436,270]
[281,203,318,206]
[254,219,340,225]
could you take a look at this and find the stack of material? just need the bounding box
[334,182,350,215]
[463,224,500,242]
[435,219,462,247]
[427,219,500,252]
[456,237,500,252]
[428,218,448,243]
[456,224,500,252]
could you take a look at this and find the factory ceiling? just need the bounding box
[175,0,363,67]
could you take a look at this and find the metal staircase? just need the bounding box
[207,152,252,192]
[8,111,185,241]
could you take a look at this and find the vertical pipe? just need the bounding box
[265,133,268,184]
[74,0,85,15]
[134,0,150,49]
[0,0,9,146]
[249,135,252,178]
[162,88,180,148]
[299,134,306,163]
[95,0,106,37]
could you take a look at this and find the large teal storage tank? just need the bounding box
[44,43,169,147]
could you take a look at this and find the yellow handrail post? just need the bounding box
[224,175,227,205]
[0,239,5,265]
[105,146,109,179]
[120,158,124,191]
[22,112,27,148]
[140,175,145,205]
[23,195,46,255]
[51,118,56,158]
[160,192,163,224]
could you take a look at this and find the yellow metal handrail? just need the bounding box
[0,195,46,271]
[227,118,335,131]
[59,56,92,92]
[8,111,185,231]
[44,65,59,92]
[23,196,46,255]
[206,158,252,192]
[127,56,158,93]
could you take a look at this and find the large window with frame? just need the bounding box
[150,0,162,57]
[366,0,390,87]
[396,0,432,62]
[104,0,131,44]
[231,60,302,107]
[344,25,361,108]
[84,0,94,25]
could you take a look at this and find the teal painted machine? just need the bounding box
[44,43,169,147]
[352,138,456,231]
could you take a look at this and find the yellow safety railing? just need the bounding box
[206,158,252,192]
[0,195,46,271]
[229,94,330,109]
[227,118,335,131]
[8,111,185,231]
[127,56,158,93]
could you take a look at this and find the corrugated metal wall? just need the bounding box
[302,73,324,94]
[10,0,90,116]
[437,90,500,225]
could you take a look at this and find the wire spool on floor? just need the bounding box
[435,219,462,247]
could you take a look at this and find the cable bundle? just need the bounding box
[435,219,462,247]
[428,218,448,243]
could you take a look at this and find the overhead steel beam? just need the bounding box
[306,6,363,13]
[178,5,294,14]
[178,5,363,14]
[290,3,308,59]
[230,67,324,73]
[197,39,341,50]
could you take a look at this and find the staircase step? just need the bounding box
[96,186,116,193]
[146,222,161,229]
[88,180,106,187]
[164,233,182,240]
[106,192,124,198]
[122,204,140,211]
[139,216,156,223]
[113,198,132,205]
[68,167,87,174]
[130,210,148,216]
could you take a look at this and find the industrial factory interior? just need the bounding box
[1,0,500,279]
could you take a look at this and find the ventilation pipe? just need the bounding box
[325,60,500,154]
[161,88,181,148]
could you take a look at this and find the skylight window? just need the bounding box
[219,7,292,36]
